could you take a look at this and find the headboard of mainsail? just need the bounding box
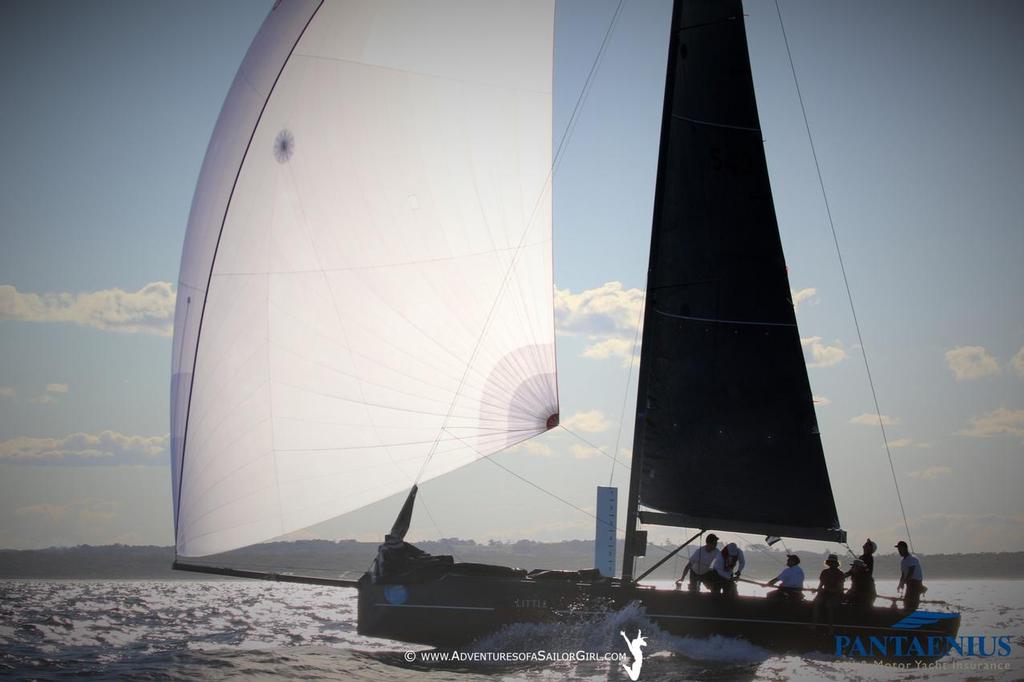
[624,0,844,577]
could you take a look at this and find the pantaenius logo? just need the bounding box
[835,611,1013,659]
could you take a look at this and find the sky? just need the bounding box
[0,0,1022,561]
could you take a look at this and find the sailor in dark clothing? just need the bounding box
[844,558,876,607]
[374,534,427,580]
[813,554,845,628]
[859,538,877,577]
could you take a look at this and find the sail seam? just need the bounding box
[672,114,760,133]
[654,309,797,327]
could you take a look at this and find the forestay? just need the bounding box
[171,0,557,557]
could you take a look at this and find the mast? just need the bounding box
[622,0,684,582]
[624,0,846,581]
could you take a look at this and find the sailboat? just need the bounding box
[170,0,959,657]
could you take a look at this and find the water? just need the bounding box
[1,579,1022,680]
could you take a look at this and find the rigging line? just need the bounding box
[552,0,626,172]
[773,0,914,553]
[416,0,627,480]
[440,429,680,564]
[557,425,630,471]
[610,288,646,486]
[414,490,459,559]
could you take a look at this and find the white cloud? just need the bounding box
[801,336,848,368]
[850,413,901,426]
[581,337,637,366]
[958,408,1024,439]
[562,409,611,434]
[791,287,817,310]
[909,466,951,480]
[812,395,831,406]
[15,503,68,522]
[14,499,120,524]
[0,431,169,465]
[46,383,69,394]
[0,386,15,398]
[554,282,643,336]
[944,345,1000,381]
[77,499,119,523]
[555,282,644,364]
[507,440,554,457]
[1011,347,1024,378]
[29,394,57,406]
[570,443,599,460]
[888,437,914,448]
[0,281,175,336]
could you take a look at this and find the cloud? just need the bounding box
[850,413,901,426]
[945,345,1000,380]
[29,382,71,406]
[507,440,554,457]
[909,466,951,480]
[0,281,175,336]
[580,337,637,365]
[958,408,1024,439]
[15,503,68,522]
[888,437,914,448]
[0,431,169,465]
[801,337,847,368]
[13,499,120,524]
[570,443,599,460]
[555,282,644,364]
[791,287,817,310]
[1011,347,1024,378]
[562,409,611,434]
[554,282,643,336]
[77,499,120,522]
[0,387,14,399]
[812,395,831,406]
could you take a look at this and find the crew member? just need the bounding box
[813,554,845,629]
[765,554,805,601]
[676,533,719,592]
[709,542,745,597]
[859,538,877,577]
[844,558,876,607]
[895,540,924,610]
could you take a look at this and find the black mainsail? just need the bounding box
[623,0,844,578]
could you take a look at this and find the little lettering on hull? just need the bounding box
[513,599,548,609]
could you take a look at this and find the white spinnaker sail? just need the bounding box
[171,0,557,558]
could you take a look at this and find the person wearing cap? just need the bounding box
[813,554,845,628]
[709,542,746,597]
[765,554,805,601]
[843,558,876,607]
[676,533,719,593]
[895,540,924,610]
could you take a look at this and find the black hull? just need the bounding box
[357,573,960,660]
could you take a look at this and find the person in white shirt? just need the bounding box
[895,540,925,610]
[676,533,719,592]
[709,542,745,597]
[765,554,805,601]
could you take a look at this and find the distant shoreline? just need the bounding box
[3,541,1022,581]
